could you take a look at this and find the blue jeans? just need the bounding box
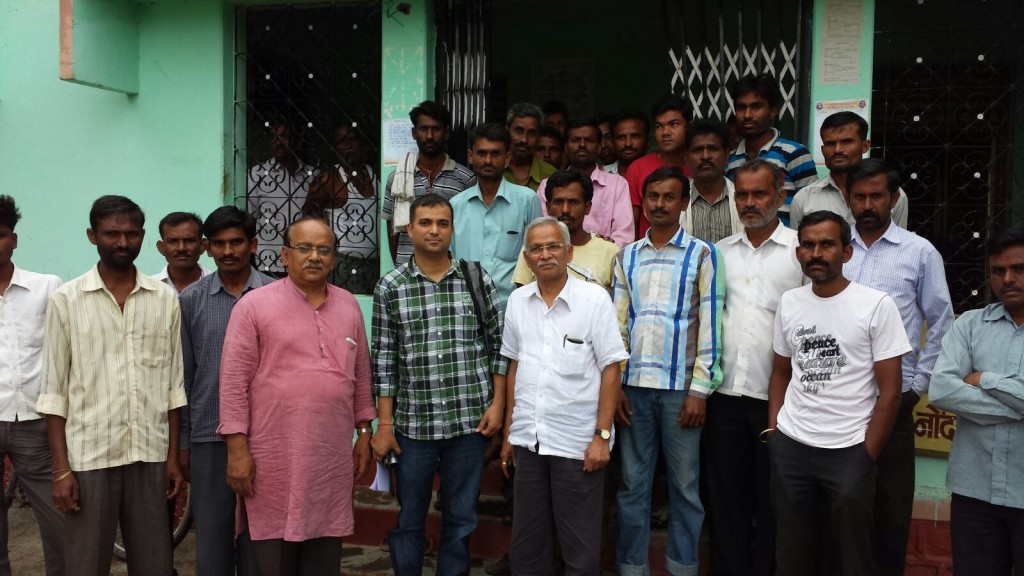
[389,432,485,576]
[616,387,703,576]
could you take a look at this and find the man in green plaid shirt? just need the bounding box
[371,193,508,576]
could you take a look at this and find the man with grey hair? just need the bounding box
[500,216,628,575]
[504,103,558,192]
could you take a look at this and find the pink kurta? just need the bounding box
[218,278,376,541]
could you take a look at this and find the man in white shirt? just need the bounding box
[38,195,187,576]
[708,159,805,576]
[152,212,210,294]
[767,210,911,575]
[500,216,628,575]
[0,195,64,576]
[789,112,909,229]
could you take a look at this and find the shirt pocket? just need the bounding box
[557,339,591,378]
[15,310,46,354]
[135,330,170,368]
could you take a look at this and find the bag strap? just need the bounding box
[460,259,491,352]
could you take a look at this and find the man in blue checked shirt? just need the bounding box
[843,158,953,576]
[613,166,724,576]
[371,193,508,576]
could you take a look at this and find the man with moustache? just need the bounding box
[500,216,629,575]
[513,169,620,290]
[681,119,743,243]
[843,159,953,575]
[372,194,507,576]
[767,210,910,575]
[612,109,650,179]
[152,212,210,294]
[614,166,723,576]
[382,101,475,266]
[535,126,567,171]
[596,115,620,172]
[247,122,318,274]
[725,74,816,226]
[790,112,909,229]
[505,103,558,192]
[930,229,1024,576]
[178,206,275,576]
[624,96,694,240]
[708,159,806,576]
[450,123,542,309]
[219,216,375,575]
[39,195,187,576]
[0,195,65,576]
[537,119,634,247]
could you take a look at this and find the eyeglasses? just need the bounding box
[525,243,566,256]
[284,244,335,257]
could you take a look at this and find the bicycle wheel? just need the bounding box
[112,482,191,561]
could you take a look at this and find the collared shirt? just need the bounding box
[603,161,620,175]
[790,174,909,229]
[845,222,954,395]
[716,223,806,400]
[624,153,692,240]
[512,233,619,289]
[930,303,1024,509]
[502,276,629,460]
[372,257,508,441]
[503,157,558,192]
[537,168,634,247]
[151,265,212,295]
[613,227,724,397]
[725,128,817,225]
[382,155,475,265]
[450,180,542,308]
[247,158,319,273]
[179,268,276,446]
[682,178,743,244]
[217,278,376,540]
[0,266,61,422]
[37,266,187,472]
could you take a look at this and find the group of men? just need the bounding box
[1,70,1021,576]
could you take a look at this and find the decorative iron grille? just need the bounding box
[872,0,1024,312]
[233,3,382,293]
[434,0,491,166]
[664,0,812,139]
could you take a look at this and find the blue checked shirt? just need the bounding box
[179,268,276,446]
[845,222,954,395]
[372,256,508,440]
[613,227,724,397]
[726,128,817,226]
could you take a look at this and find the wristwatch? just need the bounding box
[595,428,611,440]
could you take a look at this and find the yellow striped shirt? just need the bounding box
[37,266,187,471]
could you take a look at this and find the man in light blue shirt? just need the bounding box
[451,123,542,309]
[843,158,954,575]
[930,228,1024,576]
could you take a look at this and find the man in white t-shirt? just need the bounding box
[766,210,911,575]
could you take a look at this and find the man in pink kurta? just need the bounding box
[218,216,376,575]
[536,120,634,247]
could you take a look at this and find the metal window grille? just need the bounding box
[434,0,490,166]
[233,3,383,293]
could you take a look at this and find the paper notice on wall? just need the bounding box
[812,99,870,165]
[820,0,863,85]
[382,119,417,167]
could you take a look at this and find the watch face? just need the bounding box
[598,429,611,440]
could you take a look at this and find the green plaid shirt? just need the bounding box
[372,256,508,440]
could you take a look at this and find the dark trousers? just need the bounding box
[872,400,916,575]
[248,537,341,576]
[704,394,774,576]
[951,493,1024,576]
[509,447,604,576]
[65,462,172,576]
[769,431,876,576]
[0,419,64,576]
[191,441,248,576]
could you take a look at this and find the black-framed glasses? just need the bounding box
[284,244,335,257]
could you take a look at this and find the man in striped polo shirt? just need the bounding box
[725,73,817,227]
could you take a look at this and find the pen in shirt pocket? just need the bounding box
[507,230,519,235]
[345,337,357,347]
[563,335,584,347]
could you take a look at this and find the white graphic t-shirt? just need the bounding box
[773,282,911,449]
